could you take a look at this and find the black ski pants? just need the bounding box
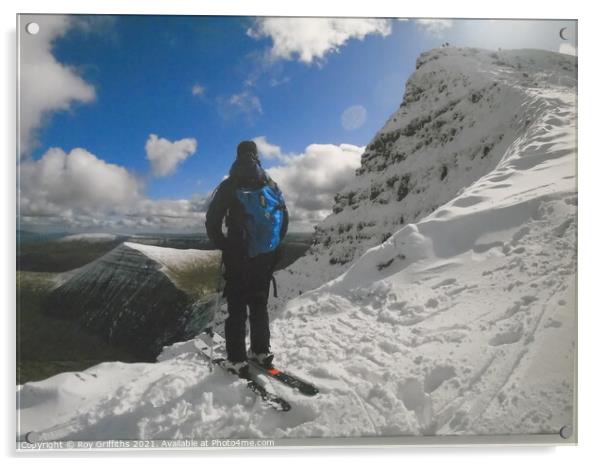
[223,250,276,363]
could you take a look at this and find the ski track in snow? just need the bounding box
[17,47,576,441]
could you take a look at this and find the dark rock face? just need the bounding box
[312,48,576,268]
[44,243,216,358]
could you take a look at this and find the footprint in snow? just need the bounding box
[453,195,486,208]
[425,298,439,308]
[488,325,524,346]
[424,365,456,394]
[432,278,457,289]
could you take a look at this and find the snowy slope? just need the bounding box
[17,47,576,441]
[270,85,577,435]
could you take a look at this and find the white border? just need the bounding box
[3,0,600,464]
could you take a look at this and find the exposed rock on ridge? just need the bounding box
[274,47,577,303]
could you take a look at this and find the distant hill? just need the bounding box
[16,230,67,245]
[44,242,221,357]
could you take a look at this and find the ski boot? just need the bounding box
[249,351,275,368]
[222,360,251,379]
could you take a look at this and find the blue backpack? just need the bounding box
[235,182,286,258]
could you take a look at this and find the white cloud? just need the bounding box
[248,17,392,64]
[218,90,263,121]
[18,139,365,233]
[264,140,364,229]
[20,15,96,155]
[145,134,197,178]
[16,17,205,232]
[341,105,367,131]
[192,83,205,97]
[229,90,263,114]
[253,136,286,160]
[269,76,290,87]
[415,19,453,37]
[19,147,142,217]
[558,43,577,56]
[18,146,207,232]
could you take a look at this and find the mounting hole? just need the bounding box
[559,425,573,439]
[26,22,40,35]
[25,431,39,444]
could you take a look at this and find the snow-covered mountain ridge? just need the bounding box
[269,83,576,435]
[17,47,576,442]
[273,47,576,302]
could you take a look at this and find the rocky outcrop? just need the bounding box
[45,242,220,357]
[273,47,577,304]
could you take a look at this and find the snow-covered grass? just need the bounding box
[16,47,576,442]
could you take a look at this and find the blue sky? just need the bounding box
[18,15,576,233]
[32,17,427,198]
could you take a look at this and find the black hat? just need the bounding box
[230,140,264,181]
[237,140,258,159]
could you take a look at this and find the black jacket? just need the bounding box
[205,158,289,252]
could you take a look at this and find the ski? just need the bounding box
[212,358,291,412]
[248,361,319,397]
[194,336,291,412]
[197,332,319,397]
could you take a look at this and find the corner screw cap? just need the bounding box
[559,425,573,439]
[26,22,40,35]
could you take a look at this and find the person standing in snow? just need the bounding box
[205,140,288,378]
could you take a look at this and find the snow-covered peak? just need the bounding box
[123,242,218,273]
[273,47,576,304]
